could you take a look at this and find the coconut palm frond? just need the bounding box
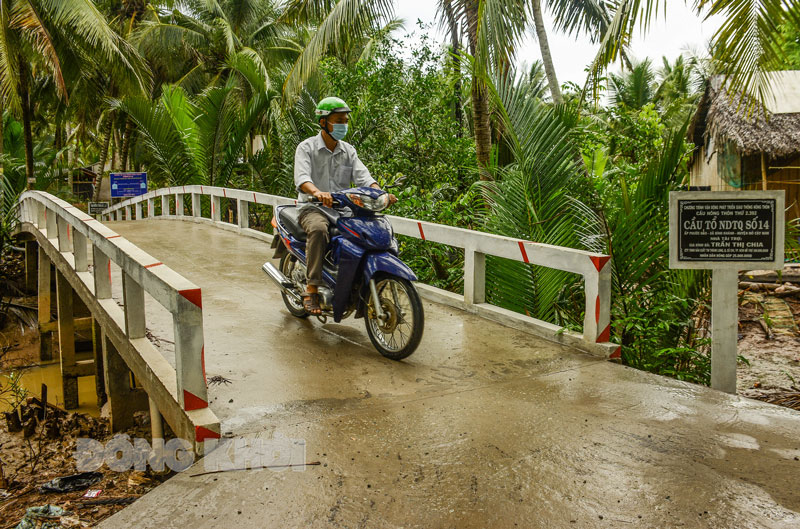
[109,95,199,185]
[282,0,394,102]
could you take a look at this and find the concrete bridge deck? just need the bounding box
[98,220,800,528]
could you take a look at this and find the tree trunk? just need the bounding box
[120,117,132,171]
[531,0,563,105]
[19,58,35,189]
[464,1,492,178]
[112,125,120,169]
[93,113,113,202]
[442,0,463,136]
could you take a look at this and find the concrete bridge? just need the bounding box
[12,188,800,528]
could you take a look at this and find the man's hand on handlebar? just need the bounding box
[312,190,334,208]
[387,193,398,206]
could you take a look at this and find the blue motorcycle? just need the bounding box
[263,186,424,360]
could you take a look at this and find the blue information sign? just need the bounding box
[110,172,148,198]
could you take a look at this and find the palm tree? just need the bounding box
[584,0,800,111]
[0,0,146,188]
[110,71,275,187]
[608,59,656,110]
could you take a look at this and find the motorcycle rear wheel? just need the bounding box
[280,254,309,318]
[365,277,424,360]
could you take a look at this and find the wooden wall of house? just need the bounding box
[691,143,800,223]
[689,144,739,191]
[742,154,800,223]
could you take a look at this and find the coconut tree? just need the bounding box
[110,70,276,187]
[0,0,146,188]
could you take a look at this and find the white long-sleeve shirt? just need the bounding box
[293,132,376,206]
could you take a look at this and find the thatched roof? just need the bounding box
[689,71,800,159]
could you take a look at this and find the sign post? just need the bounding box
[669,191,785,393]
[110,172,148,199]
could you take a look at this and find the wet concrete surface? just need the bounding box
[97,220,800,528]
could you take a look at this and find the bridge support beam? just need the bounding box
[93,318,107,407]
[101,330,148,432]
[55,269,79,409]
[38,246,54,361]
[25,240,37,294]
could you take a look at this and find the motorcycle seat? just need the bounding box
[278,206,341,241]
[278,207,307,241]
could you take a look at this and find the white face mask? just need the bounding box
[330,123,348,141]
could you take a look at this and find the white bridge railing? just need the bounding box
[17,191,219,453]
[102,186,618,358]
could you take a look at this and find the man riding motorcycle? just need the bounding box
[292,97,397,315]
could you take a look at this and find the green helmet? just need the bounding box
[315,96,351,117]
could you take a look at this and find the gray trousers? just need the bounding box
[298,208,330,287]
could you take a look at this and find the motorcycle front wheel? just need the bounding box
[280,254,309,318]
[365,277,424,360]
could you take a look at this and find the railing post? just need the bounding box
[211,194,221,222]
[161,194,170,216]
[176,193,184,216]
[191,193,201,217]
[125,205,131,220]
[36,201,45,229]
[56,216,73,253]
[135,201,143,220]
[237,199,249,229]
[46,208,57,240]
[73,230,88,273]
[92,246,112,299]
[115,209,122,221]
[122,272,146,339]
[583,265,612,344]
[173,291,208,411]
[464,247,486,305]
[148,197,155,217]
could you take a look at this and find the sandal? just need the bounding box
[302,293,322,315]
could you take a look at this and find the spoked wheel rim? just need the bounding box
[367,279,416,353]
[282,256,306,312]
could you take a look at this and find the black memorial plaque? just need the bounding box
[88,202,110,215]
[677,199,776,262]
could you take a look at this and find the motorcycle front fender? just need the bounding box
[362,252,417,283]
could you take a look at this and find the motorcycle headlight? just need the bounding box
[346,192,389,212]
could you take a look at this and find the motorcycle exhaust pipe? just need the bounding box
[262,262,301,301]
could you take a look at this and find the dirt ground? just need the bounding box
[738,295,800,403]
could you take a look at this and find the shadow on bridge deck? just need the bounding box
[98,220,800,529]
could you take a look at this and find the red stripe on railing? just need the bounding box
[417,222,425,240]
[597,324,611,343]
[179,288,203,308]
[595,296,600,325]
[144,262,163,268]
[518,241,529,263]
[183,390,208,411]
[195,425,220,442]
